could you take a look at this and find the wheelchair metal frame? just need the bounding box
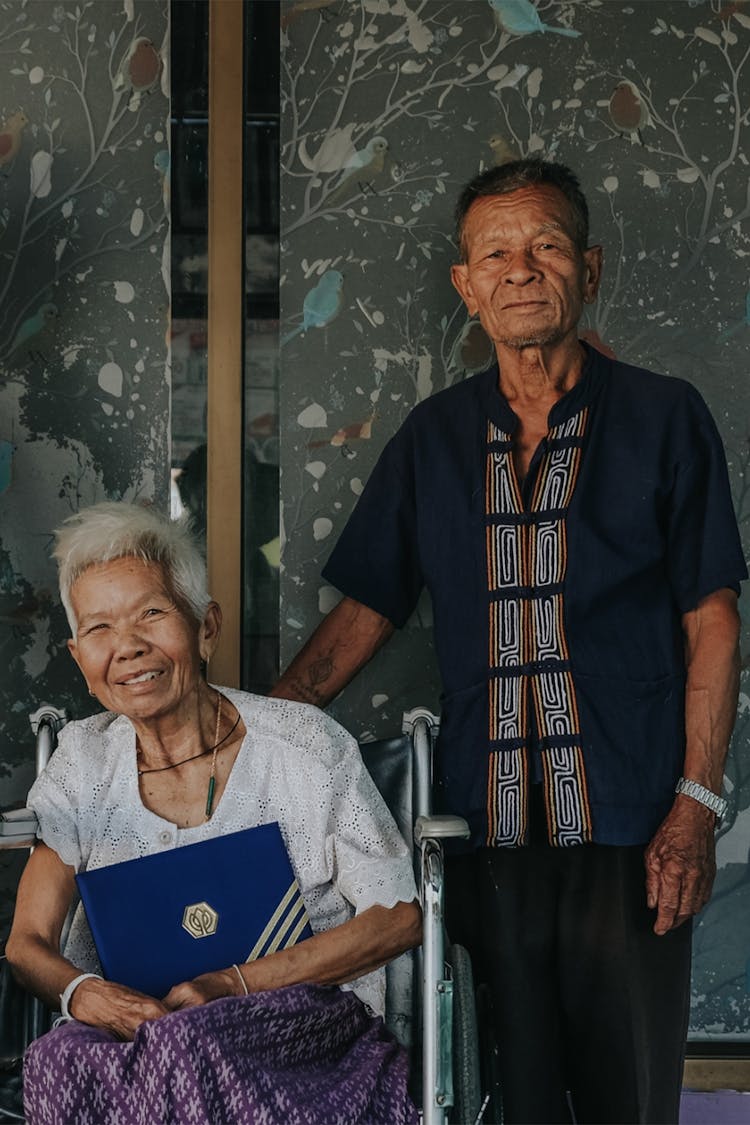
[402,708,472,1125]
[1,705,474,1125]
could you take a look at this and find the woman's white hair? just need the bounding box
[54,502,212,634]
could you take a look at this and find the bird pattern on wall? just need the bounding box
[489,0,581,37]
[0,111,29,172]
[298,123,359,173]
[116,36,162,97]
[8,303,58,364]
[280,0,750,1041]
[281,270,345,346]
[487,132,521,165]
[0,0,170,905]
[608,80,651,144]
[0,3,168,424]
[324,137,391,207]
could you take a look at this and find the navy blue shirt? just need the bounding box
[323,345,747,848]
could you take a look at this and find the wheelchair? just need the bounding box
[0,705,496,1125]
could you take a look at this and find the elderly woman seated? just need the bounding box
[7,502,421,1125]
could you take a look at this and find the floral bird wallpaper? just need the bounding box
[280,0,750,1039]
[0,0,169,937]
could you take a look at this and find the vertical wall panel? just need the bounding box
[0,0,170,935]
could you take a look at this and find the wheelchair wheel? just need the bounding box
[447,942,481,1125]
[475,983,502,1124]
[0,1059,24,1123]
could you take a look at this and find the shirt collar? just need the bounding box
[478,340,606,434]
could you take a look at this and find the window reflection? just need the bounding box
[243,4,280,694]
[170,0,281,692]
[170,1,209,529]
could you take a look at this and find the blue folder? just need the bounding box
[75,822,314,998]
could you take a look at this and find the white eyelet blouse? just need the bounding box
[27,687,417,1017]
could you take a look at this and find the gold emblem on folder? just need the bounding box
[182,901,219,939]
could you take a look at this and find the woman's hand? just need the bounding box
[7,844,167,1042]
[69,977,169,1040]
[163,967,238,1010]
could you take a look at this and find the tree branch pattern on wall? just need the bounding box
[281,0,750,1039]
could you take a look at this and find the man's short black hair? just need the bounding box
[454,159,590,261]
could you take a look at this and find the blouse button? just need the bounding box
[159,830,172,845]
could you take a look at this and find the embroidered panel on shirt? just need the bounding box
[485,409,592,848]
[487,739,529,850]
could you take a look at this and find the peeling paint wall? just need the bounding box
[280,0,750,1039]
[0,0,170,937]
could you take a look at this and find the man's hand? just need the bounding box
[163,967,238,1011]
[69,977,169,1040]
[646,588,740,937]
[644,795,717,935]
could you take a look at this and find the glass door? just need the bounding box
[170,1,209,536]
[170,0,280,691]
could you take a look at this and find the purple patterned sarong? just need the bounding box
[23,984,418,1124]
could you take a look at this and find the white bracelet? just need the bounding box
[232,963,249,996]
[59,972,102,1020]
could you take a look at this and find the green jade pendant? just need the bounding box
[205,775,216,819]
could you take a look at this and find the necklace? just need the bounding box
[136,710,241,776]
[204,691,222,821]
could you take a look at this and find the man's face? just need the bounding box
[450,185,602,351]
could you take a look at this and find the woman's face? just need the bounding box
[67,557,220,725]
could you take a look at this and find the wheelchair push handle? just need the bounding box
[29,705,67,776]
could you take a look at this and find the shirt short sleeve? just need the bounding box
[667,384,747,613]
[26,727,84,870]
[312,714,417,915]
[322,421,423,627]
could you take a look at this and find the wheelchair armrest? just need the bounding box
[0,807,39,849]
[414,814,470,844]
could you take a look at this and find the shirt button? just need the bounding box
[159,830,172,845]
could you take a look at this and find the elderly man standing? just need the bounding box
[272,160,747,1124]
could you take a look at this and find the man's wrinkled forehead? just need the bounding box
[460,186,579,254]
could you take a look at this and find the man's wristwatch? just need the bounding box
[675,777,728,821]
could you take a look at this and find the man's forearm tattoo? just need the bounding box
[308,656,333,686]
[288,676,322,705]
[288,656,334,705]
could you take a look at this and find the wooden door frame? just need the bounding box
[206,0,244,687]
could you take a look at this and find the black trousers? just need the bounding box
[445,831,692,1125]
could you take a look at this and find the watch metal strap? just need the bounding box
[675,777,727,820]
